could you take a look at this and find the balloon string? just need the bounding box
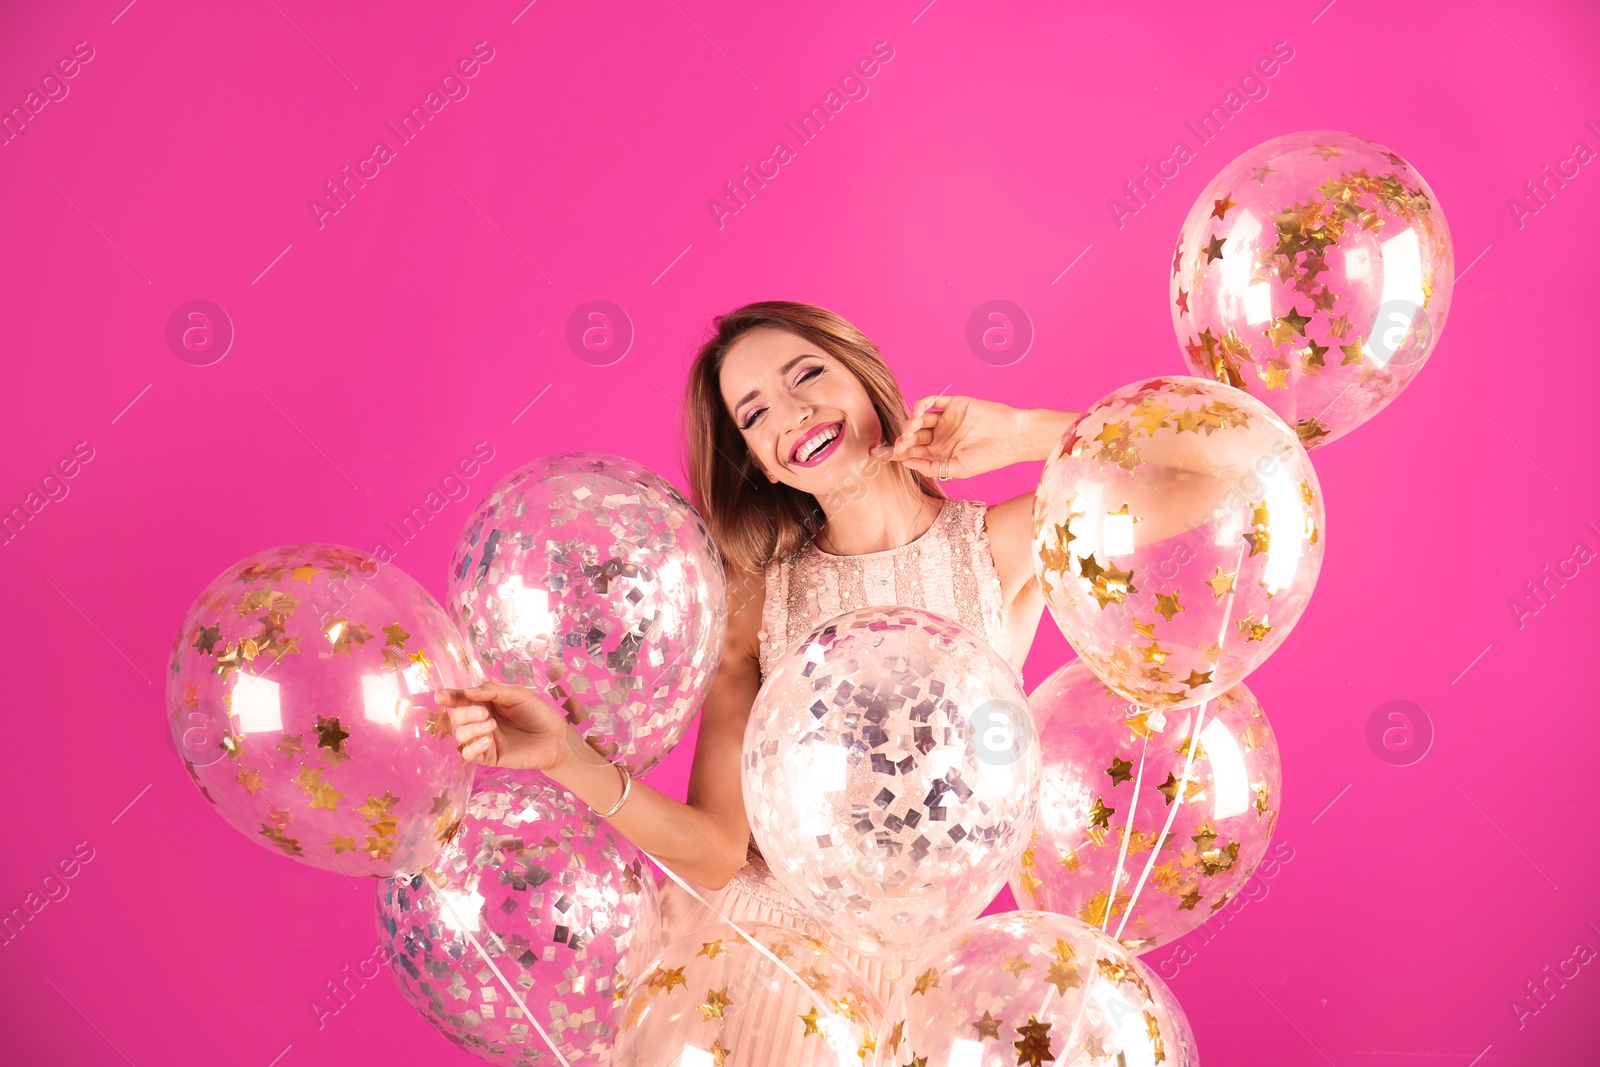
[1099,731,1150,934]
[1112,702,1209,943]
[432,888,576,1067]
[640,848,845,1020]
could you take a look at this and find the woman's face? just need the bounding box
[719,326,885,493]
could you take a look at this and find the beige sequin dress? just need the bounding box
[654,496,1022,1036]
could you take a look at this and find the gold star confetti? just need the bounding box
[1182,669,1213,689]
[1174,288,1189,314]
[1157,772,1204,806]
[1211,194,1236,219]
[236,766,262,794]
[974,1009,1004,1040]
[649,966,687,993]
[697,987,733,1021]
[1204,235,1226,263]
[1045,958,1082,994]
[314,715,350,754]
[799,1006,823,1036]
[358,791,399,821]
[697,939,726,960]
[1178,888,1204,910]
[1096,420,1126,446]
[323,617,372,655]
[1013,1016,1056,1067]
[1002,954,1032,977]
[1255,778,1271,815]
[1153,589,1183,621]
[1106,756,1134,786]
[327,834,359,853]
[709,1039,730,1067]
[382,623,410,649]
[1089,797,1116,828]
[290,564,321,583]
[1340,337,1367,365]
[1250,163,1275,183]
[912,967,941,995]
[193,624,223,655]
[260,823,302,855]
[1237,615,1273,641]
[1205,567,1236,598]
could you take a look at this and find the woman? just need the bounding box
[437,301,1078,1052]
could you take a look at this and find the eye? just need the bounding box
[797,366,823,385]
[740,408,763,431]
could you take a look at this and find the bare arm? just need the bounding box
[440,561,767,891]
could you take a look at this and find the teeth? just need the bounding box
[798,425,839,461]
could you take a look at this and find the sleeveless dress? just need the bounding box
[652,497,1021,1055]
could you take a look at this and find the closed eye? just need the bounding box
[739,365,824,430]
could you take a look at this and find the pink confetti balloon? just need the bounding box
[166,544,479,877]
[377,769,662,1065]
[743,606,1040,967]
[1008,660,1282,953]
[879,910,1198,1067]
[1033,375,1325,711]
[448,453,727,777]
[1171,130,1454,448]
[613,920,885,1067]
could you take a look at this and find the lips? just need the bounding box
[790,420,844,464]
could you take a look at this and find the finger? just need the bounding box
[453,720,497,744]
[447,704,489,726]
[459,736,493,762]
[898,410,939,440]
[909,394,953,420]
[463,681,527,706]
[890,443,940,464]
[894,426,936,451]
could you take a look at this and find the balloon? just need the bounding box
[1033,375,1325,711]
[879,910,1198,1067]
[166,544,478,876]
[377,769,661,1065]
[1171,129,1454,448]
[1009,660,1282,953]
[613,920,884,1067]
[743,606,1040,966]
[448,452,727,776]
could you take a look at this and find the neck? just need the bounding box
[812,469,941,555]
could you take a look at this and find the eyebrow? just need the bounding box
[733,354,812,415]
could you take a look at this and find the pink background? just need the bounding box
[2,1,1597,1063]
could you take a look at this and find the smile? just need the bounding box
[791,421,845,466]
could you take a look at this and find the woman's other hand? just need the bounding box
[435,681,573,771]
[870,394,1027,478]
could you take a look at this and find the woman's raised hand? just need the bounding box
[435,681,573,771]
[870,394,1026,479]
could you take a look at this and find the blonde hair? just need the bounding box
[682,301,945,575]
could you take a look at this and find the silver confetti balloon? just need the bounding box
[448,453,728,776]
[742,607,1041,967]
[376,769,662,1065]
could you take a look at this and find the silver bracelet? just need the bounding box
[595,763,632,819]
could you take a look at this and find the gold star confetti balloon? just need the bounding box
[377,769,662,1065]
[612,920,884,1067]
[448,453,727,777]
[1007,660,1282,954]
[742,607,1041,969]
[166,544,480,877]
[1033,375,1325,711]
[1171,129,1454,448]
[879,910,1197,1067]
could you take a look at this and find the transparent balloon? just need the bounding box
[743,606,1040,968]
[1171,129,1454,448]
[878,910,1198,1067]
[376,769,661,1065]
[613,920,884,1067]
[1009,660,1282,953]
[448,452,728,776]
[166,544,479,877]
[1033,376,1325,710]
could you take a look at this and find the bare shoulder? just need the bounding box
[979,493,1038,603]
